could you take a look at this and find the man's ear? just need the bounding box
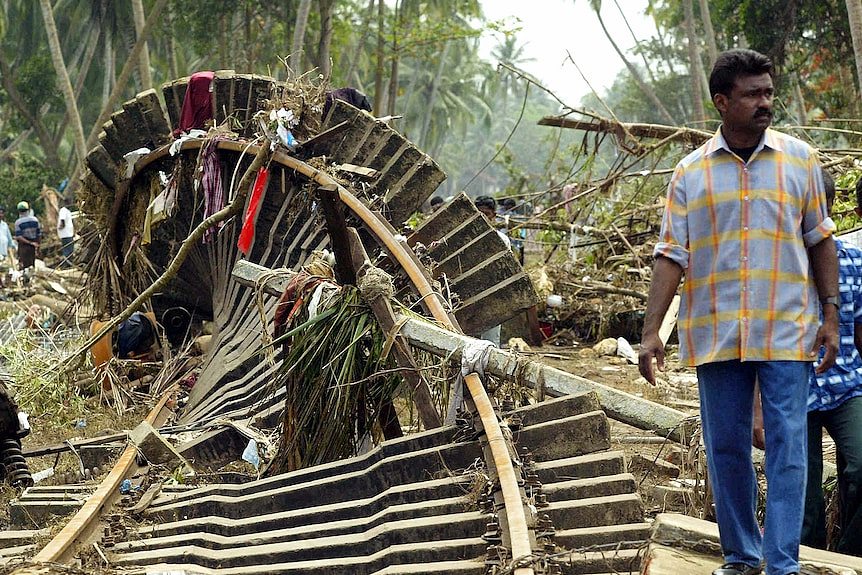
[713,93,727,116]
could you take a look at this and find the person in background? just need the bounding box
[638,49,838,575]
[57,197,75,268]
[14,201,41,271]
[0,207,17,278]
[429,196,444,212]
[755,170,862,557]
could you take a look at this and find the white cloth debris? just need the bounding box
[169,129,207,156]
[616,337,637,364]
[445,338,497,425]
[122,147,152,178]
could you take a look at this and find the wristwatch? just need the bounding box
[821,296,840,309]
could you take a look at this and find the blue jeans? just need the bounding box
[697,360,810,575]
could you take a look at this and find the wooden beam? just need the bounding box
[316,184,357,286]
[347,227,442,430]
[539,115,712,146]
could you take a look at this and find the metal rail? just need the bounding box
[20,139,534,574]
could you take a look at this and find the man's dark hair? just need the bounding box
[709,49,774,98]
[822,168,835,208]
[474,195,496,211]
[430,196,443,207]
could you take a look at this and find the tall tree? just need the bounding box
[39,0,87,170]
[846,0,862,98]
[373,0,385,115]
[698,0,719,63]
[683,0,706,122]
[317,0,335,78]
[291,0,313,74]
[589,0,676,124]
[131,0,153,90]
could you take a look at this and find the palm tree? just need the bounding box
[683,0,706,122]
[846,0,862,97]
[291,0,313,74]
[698,0,719,63]
[39,0,87,170]
[131,0,153,90]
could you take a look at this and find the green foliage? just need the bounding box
[835,169,862,233]
[0,153,63,216]
[0,331,88,429]
[13,52,63,118]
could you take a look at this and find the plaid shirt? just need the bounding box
[655,128,835,367]
[809,238,862,411]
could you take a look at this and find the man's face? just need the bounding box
[714,72,774,137]
[478,206,495,220]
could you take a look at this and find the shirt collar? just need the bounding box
[704,127,784,157]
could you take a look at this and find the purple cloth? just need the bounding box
[323,87,372,120]
[176,71,214,135]
[200,138,224,243]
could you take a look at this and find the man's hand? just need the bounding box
[812,311,839,373]
[638,332,665,385]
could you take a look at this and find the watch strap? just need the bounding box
[821,296,840,308]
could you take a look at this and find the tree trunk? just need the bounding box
[593,4,676,124]
[373,0,385,116]
[792,72,807,125]
[53,25,102,151]
[39,0,88,171]
[85,0,169,150]
[683,0,706,123]
[344,0,376,85]
[102,12,114,110]
[418,41,451,147]
[291,0,313,74]
[131,0,153,90]
[317,0,335,78]
[698,0,719,64]
[166,4,179,79]
[386,0,401,116]
[846,0,862,99]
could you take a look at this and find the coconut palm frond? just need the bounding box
[268,286,401,474]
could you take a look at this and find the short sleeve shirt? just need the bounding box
[654,128,835,366]
[809,239,862,411]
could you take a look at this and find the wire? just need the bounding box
[462,79,530,192]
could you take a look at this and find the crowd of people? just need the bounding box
[0,193,76,285]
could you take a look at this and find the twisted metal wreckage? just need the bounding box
[3,71,862,575]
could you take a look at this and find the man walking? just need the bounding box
[638,49,839,575]
[14,201,41,271]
